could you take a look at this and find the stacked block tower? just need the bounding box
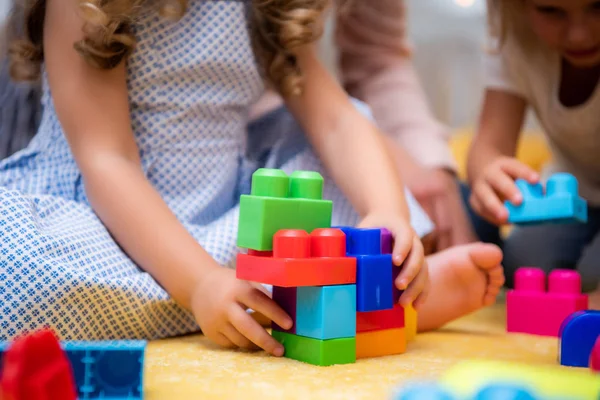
[236,168,411,366]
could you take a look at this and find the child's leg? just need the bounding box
[502,220,598,288]
[247,99,505,331]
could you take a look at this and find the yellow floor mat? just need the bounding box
[142,292,595,399]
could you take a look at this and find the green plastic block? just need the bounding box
[272,330,356,366]
[237,168,333,251]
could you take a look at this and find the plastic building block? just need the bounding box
[237,169,333,251]
[473,384,539,400]
[272,287,297,333]
[356,328,406,359]
[337,227,394,312]
[236,229,356,287]
[394,382,546,400]
[404,303,418,342]
[272,331,356,366]
[63,340,145,399]
[293,285,356,340]
[440,360,600,399]
[506,267,588,336]
[356,304,404,333]
[559,310,600,367]
[0,337,146,399]
[590,336,600,372]
[0,329,77,400]
[381,228,403,303]
[506,173,587,225]
[393,382,455,400]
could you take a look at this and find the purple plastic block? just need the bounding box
[381,228,393,255]
[381,228,402,303]
[272,286,297,333]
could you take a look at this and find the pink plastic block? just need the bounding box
[590,336,600,372]
[507,268,588,337]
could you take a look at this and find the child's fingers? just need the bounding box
[221,321,256,350]
[399,253,429,306]
[240,287,292,331]
[469,192,501,226]
[395,236,425,291]
[228,305,283,356]
[473,182,507,223]
[486,170,523,204]
[391,224,415,267]
[412,270,431,310]
[499,158,539,182]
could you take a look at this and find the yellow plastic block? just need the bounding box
[440,360,600,399]
[356,328,406,359]
[404,304,417,341]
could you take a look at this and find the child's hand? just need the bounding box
[358,213,429,309]
[191,267,292,356]
[470,156,539,225]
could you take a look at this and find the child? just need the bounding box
[1,0,503,353]
[468,0,600,290]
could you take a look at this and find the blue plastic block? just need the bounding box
[0,340,146,399]
[337,227,394,312]
[295,285,356,340]
[559,310,600,367]
[393,382,455,400]
[506,173,587,225]
[474,384,538,400]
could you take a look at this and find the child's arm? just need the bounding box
[283,46,427,307]
[44,0,290,354]
[466,89,539,225]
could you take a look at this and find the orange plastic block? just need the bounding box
[356,304,405,333]
[236,228,356,287]
[356,328,406,359]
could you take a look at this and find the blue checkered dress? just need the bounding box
[0,0,433,341]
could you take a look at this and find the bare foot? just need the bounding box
[417,242,505,332]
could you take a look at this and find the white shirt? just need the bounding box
[484,38,600,205]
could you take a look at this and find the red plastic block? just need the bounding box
[357,304,405,333]
[236,229,356,287]
[506,268,588,336]
[590,336,600,372]
[0,329,77,400]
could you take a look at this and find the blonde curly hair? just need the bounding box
[8,0,331,97]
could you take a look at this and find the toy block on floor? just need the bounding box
[506,267,588,336]
[356,305,404,333]
[272,286,297,333]
[236,228,356,287]
[394,382,551,400]
[590,336,600,372]
[271,330,356,366]
[0,329,77,400]
[356,328,406,359]
[506,173,587,225]
[293,285,356,340]
[404,303,417,342]
[237,169,333,251]
[439,360,600,399]
[0,334,146,400]
[272,284,356,339]
[337,227,394,312]
[559,310,600,367]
